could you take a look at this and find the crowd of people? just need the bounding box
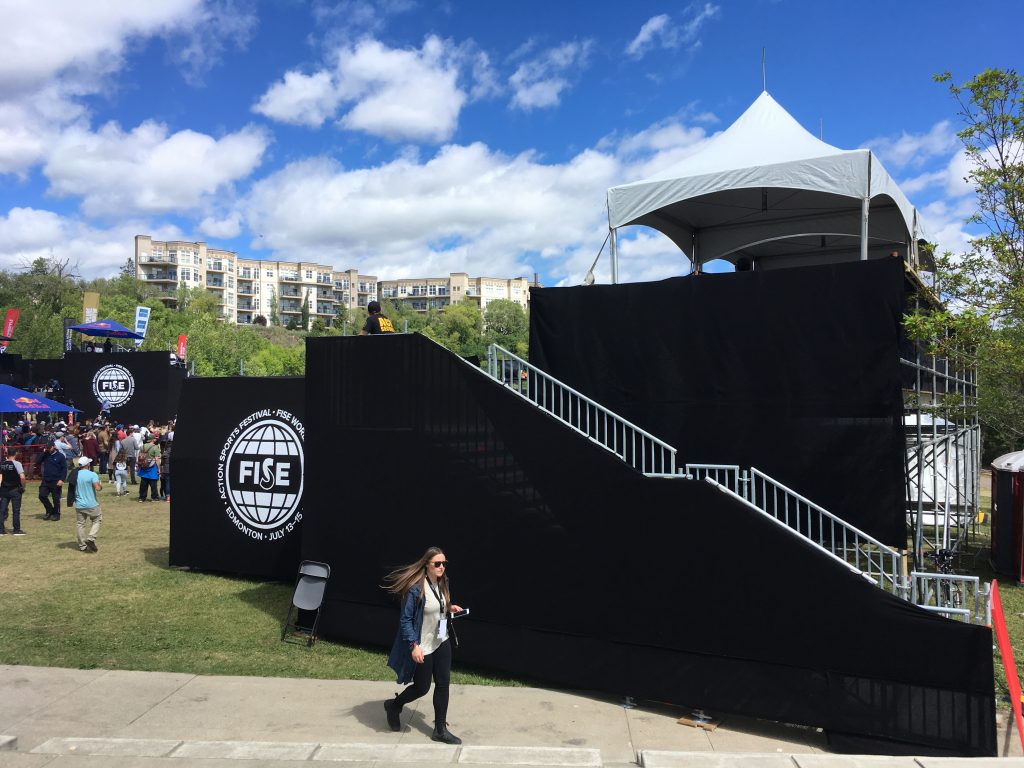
[0,416,174,548]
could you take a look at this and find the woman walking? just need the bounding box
[383,547,462,744]
[113,446,128,496]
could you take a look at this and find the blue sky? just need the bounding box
[0,0,1020,286]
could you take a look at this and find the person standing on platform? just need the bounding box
[136,435,161,502]
[0,447,26,536]
[359,301,396,335]
[383,547,463,744]
[35,438,67,521]
[74,457,102,553]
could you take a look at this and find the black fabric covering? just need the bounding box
[303,333,994,756]
[169,376,304,580]
[529,259,908,546]
[58,351,185,423]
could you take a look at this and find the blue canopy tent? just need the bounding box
[70,319,144,339]
[0,384,80,413]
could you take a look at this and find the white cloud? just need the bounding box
[509,40,593,111]
[626,15,671,59]
[0,0,256,176]
[243,142,617,280]
[0,0,202,98]
[863,120,959,169]
[254,36,471,142]
[625,4,721,60]
[166,0,258,86]
[199,212,243,239]
[240,112,718,285]
[253,71,340,128]
[0,207,178,278]
[44,121,269,217]
[335,37,466,142]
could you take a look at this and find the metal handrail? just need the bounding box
[747,467,905,597]
[485,344,677,475]
[685,464,743,495]
[910,572,988,624]
[705,477,866,577]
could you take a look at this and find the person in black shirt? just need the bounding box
[0,449,26,535]
[360,301,396,335]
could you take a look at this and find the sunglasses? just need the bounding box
[429,561,447,568]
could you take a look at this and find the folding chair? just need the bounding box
[281,560,331,647]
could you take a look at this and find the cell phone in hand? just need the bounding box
[451,608,470,619]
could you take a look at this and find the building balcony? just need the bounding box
[144,272,177,282]
[316,291,335,301]
[237,313,253,324]
[280,273,301,283]
[206,279,225,289]
[140,254,177,264]
[280,287,301,297]
[237,301,256,311]
[208,261,225,272]
[237,284,255,296]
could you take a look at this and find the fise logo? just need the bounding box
[92,364,135,407]
[217,409,304,542]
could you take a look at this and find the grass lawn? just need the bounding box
[0,485,510,686]
[1,473,1022,707]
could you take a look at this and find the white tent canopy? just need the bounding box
[606,91,926,275]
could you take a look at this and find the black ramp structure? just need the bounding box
[61,351,186,423]
[170,375,305,580]
[302,333,994,756]
[529,258,908,546]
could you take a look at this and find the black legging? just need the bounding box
[394,639,451,728]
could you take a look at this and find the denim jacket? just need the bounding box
[386,583,457,684]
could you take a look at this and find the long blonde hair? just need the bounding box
[383,546,451,605]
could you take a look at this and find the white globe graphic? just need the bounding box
[92,365,134,407]
[226,419,303,530]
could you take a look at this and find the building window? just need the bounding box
[305,270,313,279]
[266,270,273,278]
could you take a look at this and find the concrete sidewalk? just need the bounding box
[0,665,1019,768]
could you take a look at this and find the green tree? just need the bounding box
[907,68,1024,456]
[423,301,484,358]
[483,299,528,357]
[268,287,279,326]
[300,290,310,330]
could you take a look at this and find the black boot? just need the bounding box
[431,724,461,744]
[384,695,402,732]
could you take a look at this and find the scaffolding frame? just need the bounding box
[901,333,981,572]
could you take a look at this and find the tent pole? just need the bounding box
[610,228,619,284]
[860,153,872,261]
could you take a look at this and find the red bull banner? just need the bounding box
[0,308,18,352]
[177,335,188,360]
[13,395,52,410]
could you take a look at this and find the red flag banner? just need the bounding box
[177,335,188,360]
[1,308,19,350]
[992,580,1024,751]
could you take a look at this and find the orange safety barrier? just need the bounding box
[992,580,1024,752]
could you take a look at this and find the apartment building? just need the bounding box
[378,273,532,314]
[135,236,377,326]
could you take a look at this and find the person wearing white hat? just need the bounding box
[74,456,103,553]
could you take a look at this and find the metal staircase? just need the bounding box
[477,342,989,624]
